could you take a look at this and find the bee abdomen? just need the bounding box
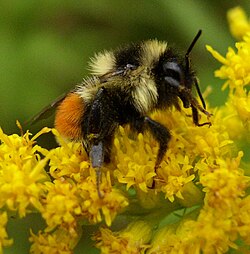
[55,92,85,141]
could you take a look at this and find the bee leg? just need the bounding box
[144,117,171,168]
[89,141,104,198]
[103,135,114,163]
[85,87,117,198]
[191,105,211,127]
[88,135,114,198]
[133,116,171,188]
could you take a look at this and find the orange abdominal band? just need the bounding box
[55,93,84,140]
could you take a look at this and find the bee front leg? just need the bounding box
[191,105,211,127]
[133,116,171,187]
[144,117,171,168]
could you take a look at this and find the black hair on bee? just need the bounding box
[30,30,212,198]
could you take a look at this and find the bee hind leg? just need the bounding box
[85,87,117,198]
[89,141,104,198]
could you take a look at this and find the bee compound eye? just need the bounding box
[163,62,182,82]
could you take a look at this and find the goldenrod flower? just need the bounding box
[42,179,82,232]
[30,227,79,254]
[198,152,248,210]
[0,212,13,254]
[228,90,250,135]
[0,126,50,217]
[158,157,195,202]
[206,7,250,142]
[206,34,250,91]
[93,221,152,254]
[78,169,129,226]
[227,6,250,40]
[114,127,156,193]
[237,195,250,244]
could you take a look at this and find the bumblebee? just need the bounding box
[31,30,211,197]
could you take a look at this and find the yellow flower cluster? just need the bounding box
[0,212,13,254]
[227,6,250,40]
[207,7,250,141]
[207,7,250,91]
[0,126,50,217]
[30,227,79,254]
[1,6,250,254]
[0,125,50,253]
[93,221,152,254]
[0,127,128,253]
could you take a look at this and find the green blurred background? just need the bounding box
[1,1,250,253]
[1,0,250,138]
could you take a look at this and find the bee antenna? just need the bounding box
[185,30,202,72]
[186,30,202,56]
[184,30,206,109]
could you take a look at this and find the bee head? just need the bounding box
[161,30,206,110]
[162,59,194,108]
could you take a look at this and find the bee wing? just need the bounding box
[99,69,125,83]
[25,66,131,126]
[25,92,68,126]
[99,65,136,83]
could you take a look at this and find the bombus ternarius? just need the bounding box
[30,30,211,197]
